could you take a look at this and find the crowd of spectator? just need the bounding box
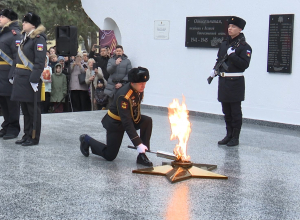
[41,44,132,114]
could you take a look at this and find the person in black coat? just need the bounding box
[210,16,252,147]
[0,9,21,139]
[11,12,47,146]
[89,45,110,80]
[79,67,153,167]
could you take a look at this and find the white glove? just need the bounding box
[137,144,148,153]
[210,69,216,78]
[227,47,235,56]
[30,82,38,92]
[9,78,14,84]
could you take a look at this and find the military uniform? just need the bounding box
[11,13,46,146]
[214,16,252,146]
[0,10,21,139]
[80,67,153,166]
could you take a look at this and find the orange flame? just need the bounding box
[168,96,191,161]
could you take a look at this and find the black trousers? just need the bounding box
[20,102,41,142]
[89,115,152,161]
[71,90,91,112]
[221,102,242,130]
[0,96,20,135]
[41,92,51,114]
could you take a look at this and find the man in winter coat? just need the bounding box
[210,16,252,147]
[11,12,47,146]
[0,9,21,139]
[104,45,132,108]
[79,67,153,167]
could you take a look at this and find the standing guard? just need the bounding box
[11,12,46,146]
[209,16,252,147]
[0,9,21,139]
[79,67,153,166]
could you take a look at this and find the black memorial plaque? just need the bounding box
[185,16,230,48]
[267,14,294,73]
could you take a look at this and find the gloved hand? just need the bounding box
[227,47,235,56]
[137,144,148,153]
[210,69,216,78]
[9,78,14,84]
[30,82,38,92]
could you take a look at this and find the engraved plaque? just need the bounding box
[185,16,230,48]
[267,14,294,73]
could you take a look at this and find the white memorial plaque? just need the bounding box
[154,20,170,40]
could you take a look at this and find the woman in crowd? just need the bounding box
[69,53,90,111]
[85,58,107,110]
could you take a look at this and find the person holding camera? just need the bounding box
[104,45,132,108]
[69,53,90,112]
[89,45,110,80]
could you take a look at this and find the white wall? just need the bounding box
[82,0,300,125]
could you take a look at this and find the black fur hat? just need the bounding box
[228,16,246,30]
[22,12,41,28]
[0,9,18,21]
[128,67,150,83]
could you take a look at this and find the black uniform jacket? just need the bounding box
[0,20,21,96]
[216,33,252,102]
[11,25,47,102]
[102,83,144,146]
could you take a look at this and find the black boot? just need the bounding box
[79,134,90,157]
[227,128,240,147]
[218,127,232,145]
[137,153,153,167]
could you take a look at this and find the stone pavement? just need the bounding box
[0,108,299,219]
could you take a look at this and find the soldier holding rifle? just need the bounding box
[209,16,252,147]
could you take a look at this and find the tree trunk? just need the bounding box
[91,31,98,47]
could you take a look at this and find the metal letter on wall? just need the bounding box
[185,16,229,48]
[267,14,294,73]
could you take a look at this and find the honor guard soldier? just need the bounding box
[0,9,21,139]
[80,67,153,166]
[11,12,46,146]
[210,16,252,147]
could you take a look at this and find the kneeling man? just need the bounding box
[79,67,153,166]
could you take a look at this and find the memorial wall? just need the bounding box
[82,0,300,126]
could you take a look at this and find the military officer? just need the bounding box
[0,9,21,139]
[210,16,252,147]
[79,67,153,166]
[11,12,46,146]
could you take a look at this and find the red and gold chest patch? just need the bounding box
[121,101,128,109]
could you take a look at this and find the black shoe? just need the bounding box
[0,129,6,138]
[227,128,240,147]
[227,137,239,146]
[22,139,39,146]
[137,153,153,167]
[79,134,89,157]
[3,134,18,140]
[15,137,28,144]
[218,127,232,145]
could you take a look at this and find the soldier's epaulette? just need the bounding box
[240,41,247,46]
[124,89,133,100]
[11,30,16,35]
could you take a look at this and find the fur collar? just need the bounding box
[0,20,18,33]
[21,24,46,38]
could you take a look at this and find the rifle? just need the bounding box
[207,37,245,84]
